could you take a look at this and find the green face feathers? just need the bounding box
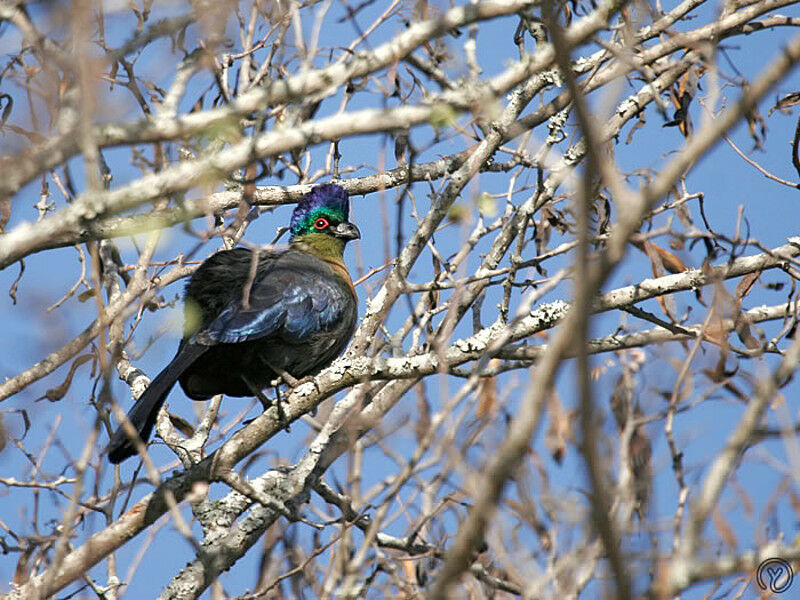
[290,205,348,238]
[289,184,350,240]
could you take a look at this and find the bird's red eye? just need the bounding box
[314,217,329,230]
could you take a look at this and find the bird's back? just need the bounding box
[178,247,357,399]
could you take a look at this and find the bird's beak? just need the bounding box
[333,222,361,241]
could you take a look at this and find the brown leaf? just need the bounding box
[37,354,93,402]
[190,93,205,113]
[735,318,761,350]
[625,112,646,145]
[505,498,526,520]
[13,546,35,586]
[721,381,747,402]
[701,361,747,401]
[8,259,24,305]
[414,383,431,442]
[735,271,760,303]
[632,239,688,275]
[703,311,731,349]
[545,392,572,464]
[733,272,761,349]
[745,106,767,150]
[108,61,118,90]
[476,359,500,419]
[9,409,30,440]
[769,91,800,116]
[629,427,652,517]
[168,413,195,438]
[663,67,702,136]
[712,507,738,550]
[476,377,496,419]
[788,488,800,516]
[426,255,441,314]
[0,93,12,126]
[610,372,635,430]
[401,558,416,583]
[637,240,684,321]
[664,83,693,136]
[629,428,652,476]
[0,197,10,233]
[77,289,95,302]
[706,352,731,383]
[731,476,754,518]
[535,209,552,254]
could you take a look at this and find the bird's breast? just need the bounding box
[320,257,357,301]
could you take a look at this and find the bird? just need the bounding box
[107,183,360,463]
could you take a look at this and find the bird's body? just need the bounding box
[108,184,359,463]
[179,246,357,399]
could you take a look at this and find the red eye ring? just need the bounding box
[313,217,329,230]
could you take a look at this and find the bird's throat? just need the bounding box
[291,232,345,257]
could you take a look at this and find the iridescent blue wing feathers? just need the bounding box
[203,256,349,344]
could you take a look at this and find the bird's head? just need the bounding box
[289,184,360,256]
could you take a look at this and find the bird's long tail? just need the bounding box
[107,344,206,464]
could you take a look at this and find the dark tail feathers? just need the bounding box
[107,344,206,464]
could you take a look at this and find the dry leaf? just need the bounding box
[735,318,761,349]
[769,91,800,116]
[632,239,688,274]
[704,311,731,348]
[712,507,738,550]
[13,546,35,586]
[788,489,800,516]
[415,384,431,442]
[37,354,93,402]
[401,558,416,583]
[732,271,762,349]
[626,112,646,145]
[610,371,636,430]
[0,197,9,233]
[629,427,652,518]
[545,392,572,464]
[663,66,702,136]
[731,476,754,518]
[168,413,195,438]
[476,359,500,419]
[734,271,760,303]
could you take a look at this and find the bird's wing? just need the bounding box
[200,262,348,344]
